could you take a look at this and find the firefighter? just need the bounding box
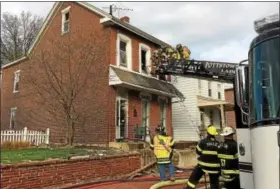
[184,125,220,189]
[218,126,240,189]
[150,124,175,182]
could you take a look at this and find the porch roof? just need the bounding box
[197,95,234,111]
[109,65,184,98]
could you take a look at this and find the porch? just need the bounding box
[197,95,234,138]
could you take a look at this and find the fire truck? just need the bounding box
[154,14,279,188]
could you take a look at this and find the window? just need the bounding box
[159,99,167,128]
[141,50,147,72]
[117,33,132,69]
[141,97,150,128]
[139,43,151,74]
[208,81,212,97]
[10,107,17,129]
[13,70,20,93]
[61,6,70,34]
[120,40,127,67]
[217,84,221,99]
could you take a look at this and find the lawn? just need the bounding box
[0,147,91,164]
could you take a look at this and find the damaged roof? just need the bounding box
[110,65,184,99]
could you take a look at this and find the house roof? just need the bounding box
[110,65,184,98]
[2,2,170,69]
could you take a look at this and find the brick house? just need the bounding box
[1,2,183,145]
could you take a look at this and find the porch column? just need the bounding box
[220,104,225,128]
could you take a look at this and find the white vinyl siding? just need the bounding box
[172,76,233,141]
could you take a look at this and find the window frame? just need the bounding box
[117,33,132,70]
[13,70,20,93]
[159,98,167,129]
[139,43,151,74]
[61,6,71,35]
[141,96,150,128]
[9,107,17,130]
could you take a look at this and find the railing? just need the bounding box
[1,127,50,145]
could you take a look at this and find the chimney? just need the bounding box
[120,16,130,23]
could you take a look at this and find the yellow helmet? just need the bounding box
[207,125,218,136]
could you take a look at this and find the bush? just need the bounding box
[1,141,31,149]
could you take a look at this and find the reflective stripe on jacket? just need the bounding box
[217,139,240,181]
[150,134,174,164]
[196,136,220,173]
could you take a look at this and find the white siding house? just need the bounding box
[171,75,234,142]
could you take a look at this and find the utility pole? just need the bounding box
[103,4,133,17]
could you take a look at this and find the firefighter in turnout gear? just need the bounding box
[150,124,175,181]
[184,125,220,189]
[218,126,240,189]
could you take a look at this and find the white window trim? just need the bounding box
[9,107,17,129]
[13,70,20,93]
[141,97,150,128]
[61,6,71,35]
[139,43,151,74]
[159,98,167,128]
[117,33,132,70]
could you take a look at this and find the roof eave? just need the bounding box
[100,18,169,47]
[2,56,28,69]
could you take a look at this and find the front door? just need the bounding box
[116,99,127,140]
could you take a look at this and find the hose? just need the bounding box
[64,174,192,189]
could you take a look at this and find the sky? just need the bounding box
[1,1,279,63]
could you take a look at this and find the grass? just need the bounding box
[0,147,91,164]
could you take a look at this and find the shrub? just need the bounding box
[1,141,31,149]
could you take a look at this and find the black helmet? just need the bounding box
[155,124,165,133]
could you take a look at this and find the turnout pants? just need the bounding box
[222,176,240,189]
[185,165,219,189]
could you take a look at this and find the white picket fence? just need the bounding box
[1,127,50,145]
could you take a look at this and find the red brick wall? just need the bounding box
[225,88,236,129]
[0,153,141,189]
[1,2,170,145]
[127,91,172,139]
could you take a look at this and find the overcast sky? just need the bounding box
[1,1,279,62]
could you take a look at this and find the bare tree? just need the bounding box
[22,36,104,146]
[1,11,43,64]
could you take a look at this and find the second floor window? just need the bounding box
[13,70,20,93]
[208,81,212,97]
[120,40,127,67]
[141,49,147,73]
[61,7,70,34]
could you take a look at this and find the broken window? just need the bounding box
[120,40,127,67]
[10,107,17,129]
[13,71,20,93]
[141,49,147,73]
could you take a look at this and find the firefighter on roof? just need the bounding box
[184,125,220,189]
[150,124,175,182]
[218,126,240,189]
